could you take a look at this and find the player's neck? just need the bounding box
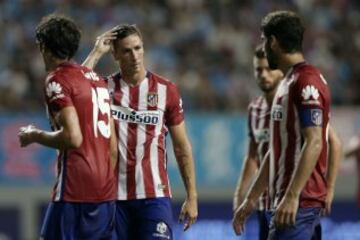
[265,91,275,105]
[278,52,305,75]
[122,67,146,86]
[46,58,68,72]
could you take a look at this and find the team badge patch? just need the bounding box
[147,92,158,107]
[311,109,323,126]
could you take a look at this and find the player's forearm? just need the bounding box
[327,136,342,189]
[82,49,104,69]
[32,128,82,150]
[244,157,269,203]
[285,139,322,198]
[174,143,197,199]
[233,158,258,209]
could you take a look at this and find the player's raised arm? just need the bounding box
[169,122,198,231]
[82,27,118,69]
[233,138,259,211]
[323,126,342,215]
[18,106,82,150]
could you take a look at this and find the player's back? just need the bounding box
[45,62,116,202]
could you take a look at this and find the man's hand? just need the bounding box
[232,198,256,235]
[273,194,299,228]
[93,27,119,55]
[178,197,198,231]
[322,187,334,216]
[18,125,39,147]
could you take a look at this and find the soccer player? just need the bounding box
[233,11,335,239]
[83,24,198,240]
[18,14,117,239]
[233,45,283,240]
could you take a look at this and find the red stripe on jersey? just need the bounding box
[281,96,297,192]
[126,87,139,199]
[142,80,156,197]
[272,96,282,205]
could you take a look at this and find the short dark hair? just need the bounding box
[36,14,81,59]
[254,44,266,59]
[114,24,142,41]
[261,11,304,53]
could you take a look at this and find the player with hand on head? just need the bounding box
[233,11,339,240]
[18,14,117,239]
[83,24,198,240]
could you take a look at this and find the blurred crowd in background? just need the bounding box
[1,0,360,112]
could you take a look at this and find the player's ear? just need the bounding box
[270,35,280,52]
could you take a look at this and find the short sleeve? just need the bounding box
[247,104,255,139]
[165,83,184,126]
[45,75,73,113]
[291,72,327,128]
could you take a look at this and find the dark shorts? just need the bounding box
[267,207,321,240]
[40,201,116,240]
[257,210,269,240]
[112,197,173,240]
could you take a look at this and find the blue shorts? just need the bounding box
[267,207,321,240]
[40,201,116,240]
[257,210,269,240]
[112,197,173,240]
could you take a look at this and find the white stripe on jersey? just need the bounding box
[274,93,289,208]
[118,81,130,200]
[150,83,167,197]
[135,78,149,196]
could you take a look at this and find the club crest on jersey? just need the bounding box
[311,109,323,126]
[147,92,158,107]
[301,85,320,105]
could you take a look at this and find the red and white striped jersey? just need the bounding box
[44,62,117,202]
[107,71,184,200]
[248,96,271,211]
[269,62,330,209]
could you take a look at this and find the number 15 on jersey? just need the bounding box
[92,87,111,138]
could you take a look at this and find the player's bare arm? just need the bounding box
[275,126,322,228]
[82,27,118,69]
[18,106,82,149]
[233,138,259,211]
[323,126,342,215]
[232,153,269,236]
[169,121,198,231]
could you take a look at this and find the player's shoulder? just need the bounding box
[148,71,177,88]
[294,63,322,80]
[248,96,265,111]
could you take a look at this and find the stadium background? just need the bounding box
[0,0,360,239]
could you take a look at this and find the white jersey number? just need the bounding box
[91,87,111,138]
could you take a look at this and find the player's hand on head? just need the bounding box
[178,197,198,231]
[232,198,255,235]
[94,27,119,54]
[274,194,299,228]
[18,124,38,147]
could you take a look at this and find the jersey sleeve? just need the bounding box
[45,74,73,113]
[247,104,255,140]
[165,83,185,126]
[291,71,327,128]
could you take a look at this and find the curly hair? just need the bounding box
[261,11,305,53]
[36,13,81,59]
